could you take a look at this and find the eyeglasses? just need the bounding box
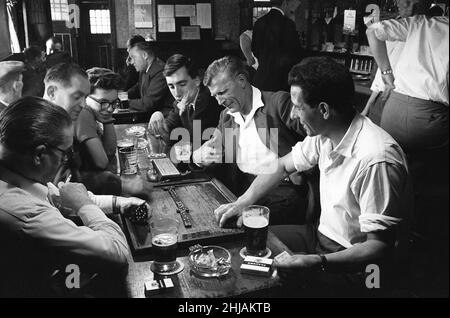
[46,144,74,163]
[88,95,121,111]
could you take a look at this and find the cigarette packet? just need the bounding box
[240,256,273,277]
[274,251,291,263]
[144,278,174,296]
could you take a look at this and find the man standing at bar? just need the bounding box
[127,41,171,114]
[215,57,410,295]
[252,0,302,92]
[193,56,308,225]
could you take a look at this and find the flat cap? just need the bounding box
[0,61,26,86]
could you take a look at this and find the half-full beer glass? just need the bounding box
[150,217,183,274]
[242,205,270,257]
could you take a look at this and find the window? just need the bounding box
[89,9,111,34]
[50,0,69,21]
[252,1,271,24]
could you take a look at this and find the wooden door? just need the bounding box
[78,0,115,69]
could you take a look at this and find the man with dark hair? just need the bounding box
[194,56,308,225]
[22,45,46,97]
[0,61,25,111]
[43,62,90,121]
[0,96,146,297]
[45,36,72,69]
[147,54,222,150]
[251,0,302,92]
[215,57,410,295]
[124,35,146,91]
[127,41,170,113]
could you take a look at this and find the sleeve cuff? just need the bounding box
[77,204,110,225]
[359,213,402,233]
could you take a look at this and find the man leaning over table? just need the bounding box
[193,56,308,225]
[215,57,411,295]
[0,97,147,297]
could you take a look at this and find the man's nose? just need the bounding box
[290,107,298,120]
[174,87,183,99]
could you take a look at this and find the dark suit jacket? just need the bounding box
[215,90,306,163]
[128,58,170,113]
[252,9,302,92]
[45,51,72,69]
[165,85,222,150]
[22,65,45,97]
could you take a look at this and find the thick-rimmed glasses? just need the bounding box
[46,144,74,163]
[88,95,121,111]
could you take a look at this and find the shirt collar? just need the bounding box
[0,164,49,202]
[331,113,364,158]
[0,99,9,107]
[146,58,154,73]
[228,86,264,126]
[271,7,285,16]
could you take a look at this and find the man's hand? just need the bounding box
[214,200,248,228]
[121,175,153,200]
[148,111,169,140]
[192,136,222,166]
[58,182,94,213]
[116,196,151,215]
[274,254,321,281]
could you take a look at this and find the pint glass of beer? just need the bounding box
[150,217,180,274]
[242,205,270,257]
[118,91,129,109]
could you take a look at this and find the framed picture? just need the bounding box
[181,25,201,40]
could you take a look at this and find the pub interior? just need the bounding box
[0,0,448,299]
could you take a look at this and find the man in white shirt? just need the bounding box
[215,57,410,295]
[0,97,146,297]
[193,56,308,225]
[366,7,448,152]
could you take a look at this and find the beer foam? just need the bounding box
[243,216,268,228]
[152,233,177,246]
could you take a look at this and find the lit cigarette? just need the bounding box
[64,174,72,183]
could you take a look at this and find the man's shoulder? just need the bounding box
[0,186,51,223]
[261,90,291,109]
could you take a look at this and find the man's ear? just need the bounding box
[32,145,47,166]
[193,76,201,88]
[236,73,247,88]
[46,85,57,100]
[318,102,330,120]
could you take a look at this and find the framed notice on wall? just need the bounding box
[135,0,153,28]
[181,25,201,40]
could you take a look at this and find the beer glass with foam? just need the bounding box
[242,205,270,257]
[150,217,180,274]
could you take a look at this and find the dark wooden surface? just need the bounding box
[124,231,291,298]
[123,178,244,254]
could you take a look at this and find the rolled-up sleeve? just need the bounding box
[352,161,407,233]
[291,137,320,172]
[371,18,411,42]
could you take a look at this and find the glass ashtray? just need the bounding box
[188,245,231,278]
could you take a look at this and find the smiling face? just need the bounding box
[208,71,249,114]
[87,88,119,117]
[165,66,200,103]
[49,74,90,121]
[290,85,324,137]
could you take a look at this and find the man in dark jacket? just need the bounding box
[127,41,171,114]
[148,54,222,151]
[252,0,302,92]
[193,56,308,225]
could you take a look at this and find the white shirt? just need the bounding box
[372,15,449,105]
[229,86,278,175]
[370,40,405,92]
[291,114,409,248]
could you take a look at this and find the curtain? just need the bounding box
[7,0,21,53]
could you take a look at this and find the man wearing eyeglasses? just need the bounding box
[0,97,148,297]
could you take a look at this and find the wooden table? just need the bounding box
[113,122,293,298]
[124,231,291,298]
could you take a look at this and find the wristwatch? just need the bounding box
[381,69,393,75]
